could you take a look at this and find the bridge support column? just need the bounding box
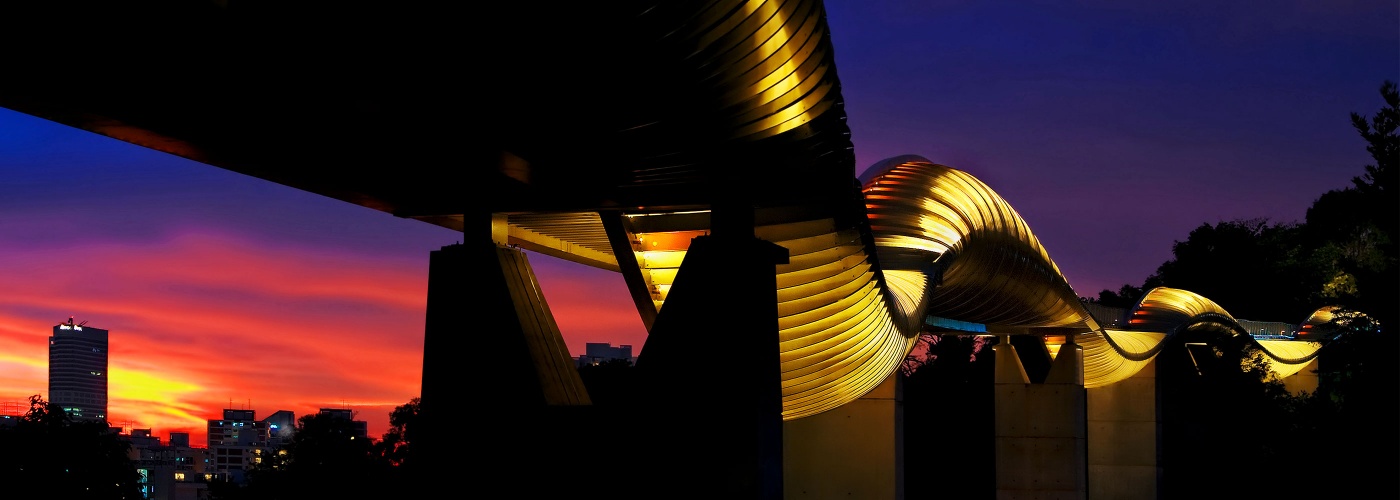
[783,371,903,499]
[994,336,1087,500]
[632,201,789,499]
[1087,359,1159,500]
[419,229,594,495]
[1280,357,1319,395]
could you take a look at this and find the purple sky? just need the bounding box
[827,0,1397,297]
[1,1,1395,437]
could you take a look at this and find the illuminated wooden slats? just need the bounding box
[719,2,822,100]
[756,217,837,241]
[647,268,680,287]
[722,10,825,108]
[782,324,910,420]
[775,260,871,308]
[733,80,836,140]
[778,293,885,359]
[794,321,909,389]
[661,0,839,141]
[1254,340,1323,366]
[781,309,891,392]
[782,322,888,391]
[882,269,928,320]
[774,252,868,291]
[638,250,686,268]
[776,276,877,334]
[777,239,864,272]
[779,279,880,331]
[860,156,1093,330]
[772,227,862,255]
[781,312,888,383]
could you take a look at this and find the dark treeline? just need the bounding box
[0,395,144,499]
[0,395,424,499]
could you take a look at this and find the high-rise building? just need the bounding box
[207,409,269,483]
[206,408,301,484]
[48,316,108,422]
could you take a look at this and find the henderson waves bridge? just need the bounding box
[0,2,1358,499]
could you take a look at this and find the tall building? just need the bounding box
[206,408,302,484]
[48,316,108,422]
[206,409,269,483]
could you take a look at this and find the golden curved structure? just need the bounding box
[617,154,1334,416]
[1074,287,1323,386]
[858,155,1096,330]
[1297,305,1377,340]
[1078,329,1166,389]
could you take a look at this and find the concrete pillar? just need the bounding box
[783,371,903,500]
[1281,358,1320,396]
[1087,360,1159,500]
[632,220,789,499]
[421,241,594,496]
[995,336,1087,500]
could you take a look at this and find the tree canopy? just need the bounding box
[0,395,143,499]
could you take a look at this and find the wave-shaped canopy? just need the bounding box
[619,155,1333,417]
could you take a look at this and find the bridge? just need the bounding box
[0,1,1344,498]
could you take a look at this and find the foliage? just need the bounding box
[1304,80,1398,331]
[0,395,143,499]
[901,335,995,499]
[1348,80,1398,197]
[373,396,418,468]
[1158,332,1307,498]
[1159,218,1315,320]
[900,333,988,376]
[1088,282,1155,309]
[577,357,638,406]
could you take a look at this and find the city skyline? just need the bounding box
[2,2,1396,444]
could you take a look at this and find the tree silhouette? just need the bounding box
[1157,331,1311,499]
[577,357,638,406]
[901,335,995,500]
[0,395,143,499]
[374,397,419,469]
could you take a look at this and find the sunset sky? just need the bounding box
[2,2,1395,444]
